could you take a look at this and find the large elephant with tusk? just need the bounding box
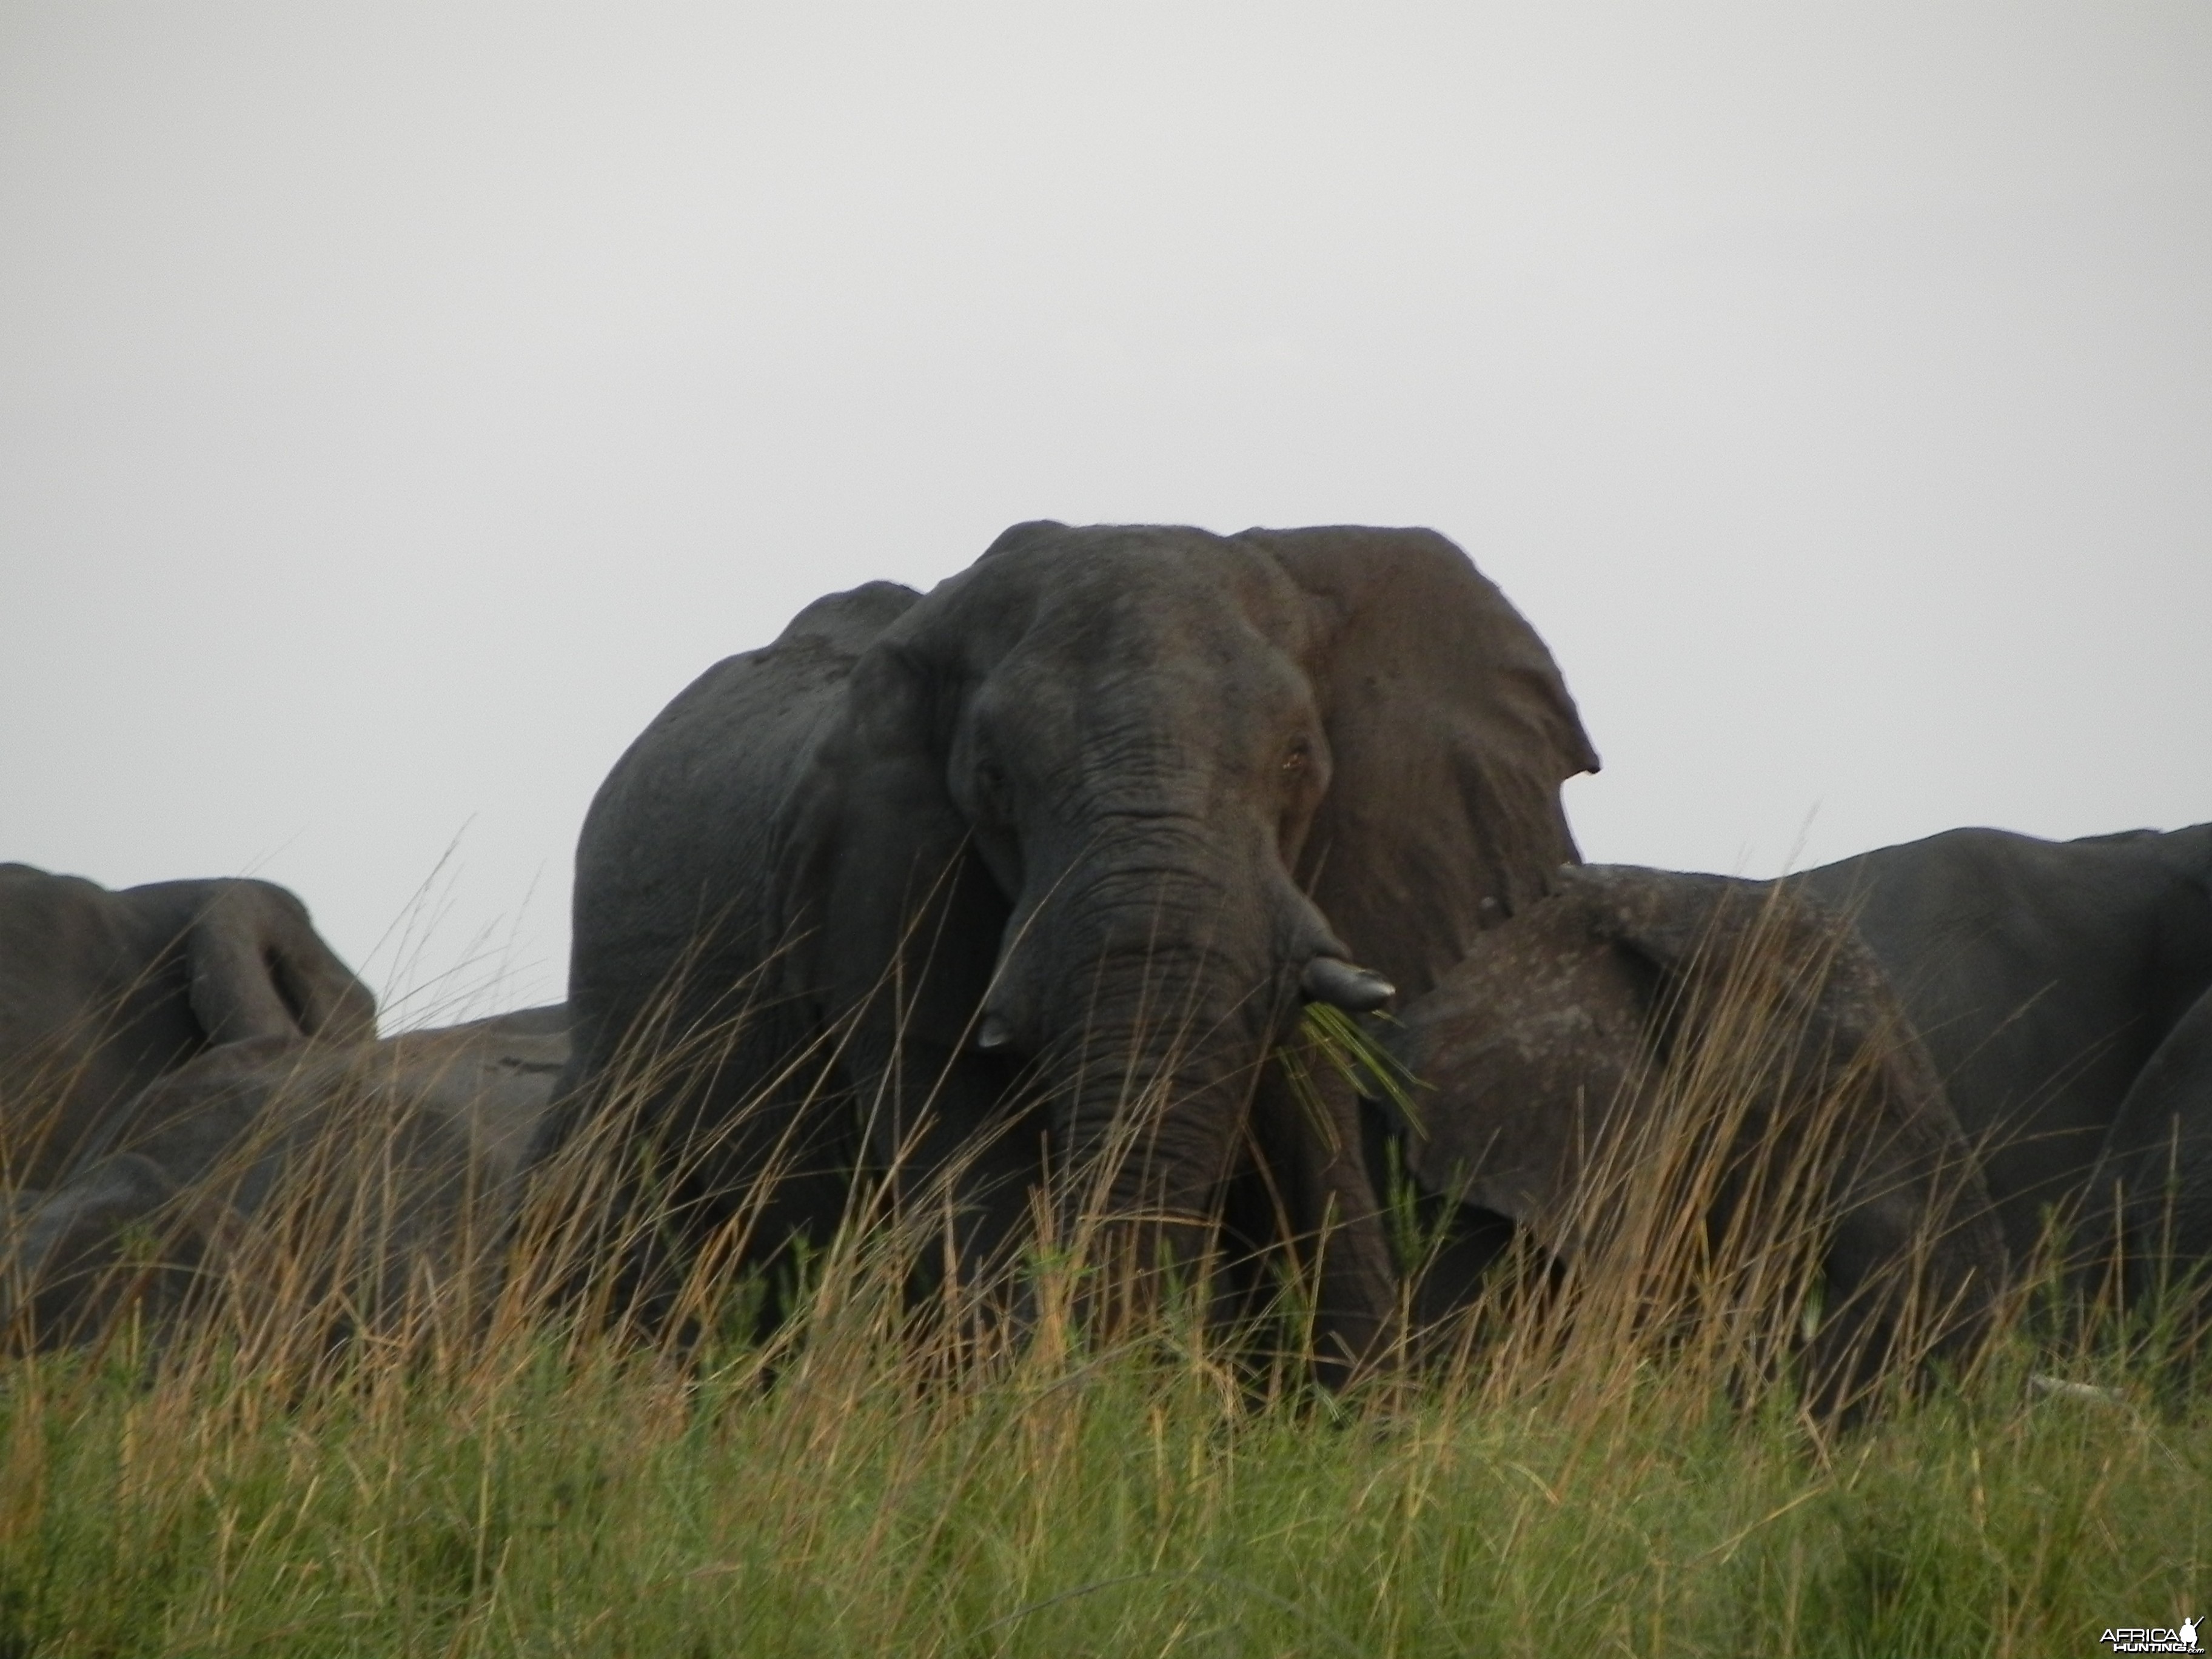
[540,521,1597,1368]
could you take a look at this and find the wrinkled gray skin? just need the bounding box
[1378,867,2008,1406]
[2,1005,566,1347]
[547,521,1596,1367]
[2082,984,2212,1313]
[0,863,377,1188]
[1789,825,2212,1269]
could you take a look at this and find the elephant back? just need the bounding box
[563,582,920,1102]
[1790,822,2212,1265]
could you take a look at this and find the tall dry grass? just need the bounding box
[1,907,2207,1657]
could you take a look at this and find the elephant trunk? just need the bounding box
[1044,947,1398,1364]
[1015,885,1295,1306]
[977,814,1396,1328]
[1050,1000,1264,1313]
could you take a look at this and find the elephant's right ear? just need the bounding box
[1244,526,1599,1003]
[779,644,1005,1052]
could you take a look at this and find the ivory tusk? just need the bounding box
[1299,956,1396,1013]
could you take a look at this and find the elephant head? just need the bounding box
[774,522,1597,1341]
[1379,866,2008,1409]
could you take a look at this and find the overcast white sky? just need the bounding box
[2,4,2206,1026]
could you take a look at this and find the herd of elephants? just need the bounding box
[3,521,2208,1399]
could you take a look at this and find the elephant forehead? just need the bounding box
[990,621,1313,722]
[930,525,1320,666]
[956,585,1324,769]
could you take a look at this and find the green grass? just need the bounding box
[1,1293,2207,1658]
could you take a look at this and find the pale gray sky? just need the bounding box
[2,4,2207,1025]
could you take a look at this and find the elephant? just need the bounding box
[0,863,377,1188]
[543,521,1598,1369]
[1788,824,2212,1270]
[2080,983,2212,1322]
[1375,865,2008,1407]
[2,1004,566,1348]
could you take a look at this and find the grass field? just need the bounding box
[4,954,2208,1658]
[1,1293,2207,1657]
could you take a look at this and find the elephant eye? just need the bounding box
[1281,743,1310,777]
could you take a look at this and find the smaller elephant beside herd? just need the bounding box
[5,521,2208,1408]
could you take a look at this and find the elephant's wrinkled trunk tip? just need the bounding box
[1300,956,1396,1013]
[975,1013,1016,1052]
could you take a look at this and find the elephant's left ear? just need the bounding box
[1242,526,1599,1003]
[779,642,1007,1054]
